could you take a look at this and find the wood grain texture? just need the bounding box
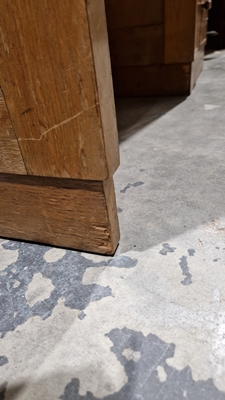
[0,175,119,254]
[0,0,119,180]
[87,0,119,179]
[105,0,164,30]
[108,25,164,67]
[103,178,120,253]
[165,0,197,64]
[0,88,26,174]
[112,64,191,97]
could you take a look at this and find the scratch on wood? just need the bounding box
[0,27,9,54]
[18,103,99,142]
[21,108,33,115]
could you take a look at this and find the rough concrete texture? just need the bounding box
[0,51,225,399]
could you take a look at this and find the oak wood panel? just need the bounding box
[87,0,119,180]
[0,175,119,254]
[108,25,164,67]
[112,64,191,97]
[105,0,164,30]
[0,88,26,175]
[0,0,119,180]
[165,0,197,64]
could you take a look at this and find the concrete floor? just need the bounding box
[1,51,225,399]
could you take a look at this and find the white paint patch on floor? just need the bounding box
[122,348,141,362]
[204,104,220,110]
[25,273,55,307]
[0,243,18,271]
[82,266,106,285]
[156,366,167,382]
[0,239,8,244]
[209,310,225,377]
[44,248,66,263]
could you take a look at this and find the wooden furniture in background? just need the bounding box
[0,0,120,254]
[105,0,211,96]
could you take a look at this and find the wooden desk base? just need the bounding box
[0,175,119,255]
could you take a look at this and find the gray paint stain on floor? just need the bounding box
[159,243,176,255]
[120,182,144,193]
[78,311,86,320]
[0,241,137,337]
[0,356,8,367]
[60,328,225,400]
[179,256,192,285]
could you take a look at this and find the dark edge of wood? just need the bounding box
[112,63,191,97]
[0,173,103,191]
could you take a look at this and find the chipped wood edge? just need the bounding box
[0,175,120,255]
[103,177,120,254]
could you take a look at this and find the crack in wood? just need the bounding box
[18,103,99,142]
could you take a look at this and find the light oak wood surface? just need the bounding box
[0,0,120,254]
[0,88,27,175]
[87,0,119,179]
[0,175,119,254]
[0,0,119,180]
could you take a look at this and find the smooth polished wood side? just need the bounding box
[105,0,165,96]
[112,64,191,97]
[0,88,26,175]
[106,0,208,97]
[0,175,119,254]
[0,0,119,180]
[105,0,163,29]
[108,25,164,67]
[164,0,196,64]
[105,0,164,69]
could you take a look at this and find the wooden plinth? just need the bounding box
[0,175,119,255]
